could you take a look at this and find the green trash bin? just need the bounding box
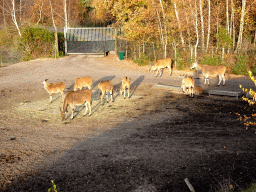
[119,52,125,60]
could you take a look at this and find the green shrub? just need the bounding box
[200,55,223,66]
[20,27,55,60]
[216,26,233,49]
[232,53,249,75]
[243,183,256,192]
[134,53,151,66]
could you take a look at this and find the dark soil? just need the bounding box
[2,97,256,192]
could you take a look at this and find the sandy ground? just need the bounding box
[0,54,256,192]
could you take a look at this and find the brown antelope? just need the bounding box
[61,89,92,121]
[150,58,172,77]
[193,86,203,95]
[98,80,114,105]
[120,77,131,99]
[74,76,92,91]
[181,76,195,97]
[190,61,226,86]
[43,79,65,103]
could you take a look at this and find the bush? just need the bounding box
[134,53,151,66]
[20,27,55,60]
[232,53,249,75]
[200,55,223,66]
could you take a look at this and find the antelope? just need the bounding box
[120,77,131,99]
[43,79,65,103]
[190,61,226,86]
[98,80,114,105]
[193,86,203,95]
[149,58,172,77]
[61,89,92,121]
[74,76,92,91]
[181,76,195,97]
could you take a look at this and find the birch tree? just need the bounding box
[64,0,68,28]
[174,1,185,47]
[11,0,21,36]
[159,0,168,59]
[199,0,205,51]
[231,0,235,49]
[226,0,230,33]
[0,0,21,36]
[194,0,199,59]
[206,0,210,51]
[236,0,246,53]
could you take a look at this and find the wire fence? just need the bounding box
[116,37,256,73]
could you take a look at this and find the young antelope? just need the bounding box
[120,77,131,99]
[43,79,65,103]
[98,80,114,105]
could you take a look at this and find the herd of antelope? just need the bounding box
[43,76,131,121]
[150,58,226,97]
[43,57,226,120]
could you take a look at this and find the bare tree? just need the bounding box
[0,0,21,36]
[11,0,21,36]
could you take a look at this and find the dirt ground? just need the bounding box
[0,55,256,192]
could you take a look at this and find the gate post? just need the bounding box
[115,28,117,55]
[64,27,67,55]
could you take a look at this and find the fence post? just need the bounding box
[115,28,117,55]
[125,40,128,60]
[64,27,67,55]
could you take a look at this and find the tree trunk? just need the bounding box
[20,0,21,24]
[49,0,59,58]
[155,8,164,49]
[206,0,210,51]
[64,0,68,28]
[226,0,230,33]
[236,0,246,53]
[174,2,185,47]
[1,0,6,28]
[231,0,235,50]
[11,0,21,37]
[159,0,167,59]
[194,0,199,59]
[199,0,204,52]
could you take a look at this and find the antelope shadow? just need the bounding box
[130,75,145,97]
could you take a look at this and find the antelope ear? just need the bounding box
[45,79,48,81]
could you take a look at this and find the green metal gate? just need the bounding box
[64,27,117,55]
